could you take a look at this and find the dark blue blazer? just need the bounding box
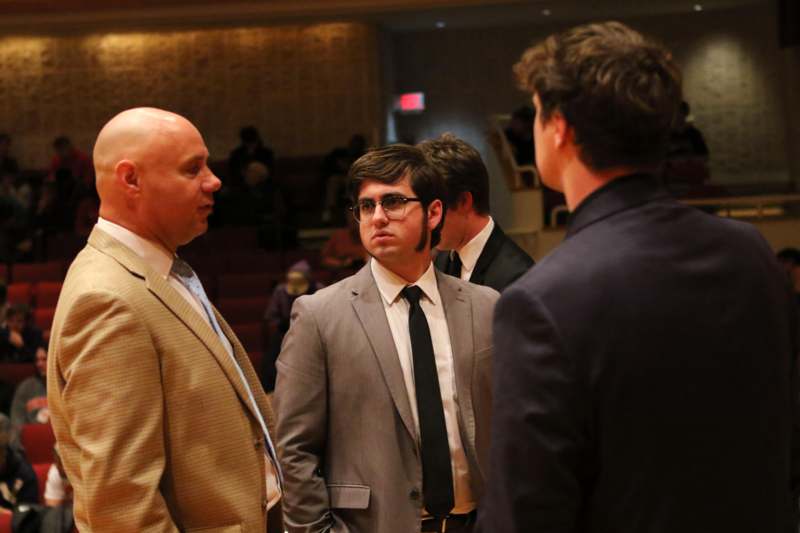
[479,174,799,533]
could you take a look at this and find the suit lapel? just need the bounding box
[349,266,418,443]
[88,228,265,426]
[469,224,504,285]
[436,270,478,456]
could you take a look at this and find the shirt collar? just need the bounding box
[456,216,494,272]
[95,217,175,280]
[371,258,440,307]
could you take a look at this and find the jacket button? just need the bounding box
[409,488,420,500]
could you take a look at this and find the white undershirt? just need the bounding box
[371,259,475,514]
[94,218,281,509]
[454,216,494,282]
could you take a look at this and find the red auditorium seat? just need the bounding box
[0,511,11,533]
[7,282,33,305]
[0,363,35,386]
[33,462,51,504]
[218,297,269,325]
[248,351,263,372]
[35,281,63,307]
[34,307,56,331]
[20,424,55,464]
[12,260,65,283]
[217,272,281,299]
[225,250,283,274]
[231,323,263,353]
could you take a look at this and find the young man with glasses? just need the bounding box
[274,144,498,533]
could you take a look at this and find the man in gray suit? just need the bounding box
[274,144,498,533]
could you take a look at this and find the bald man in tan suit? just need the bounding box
[48,108,282,532]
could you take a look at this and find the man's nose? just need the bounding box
[203,171,222,193]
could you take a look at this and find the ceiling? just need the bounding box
[0,0,770,34]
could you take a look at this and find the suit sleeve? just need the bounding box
[54,290,178,533]
[477,285,588,533]
[273,296,333,533]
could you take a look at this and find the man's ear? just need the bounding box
[551,111,572,149]
[115,160,139,196]
[427,198,443,231]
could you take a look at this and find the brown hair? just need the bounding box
[347,144,447,248]
[417,133,491,215]
[514,21,683,171]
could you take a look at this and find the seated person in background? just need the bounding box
[44,447,71,508]
[320,214,366,271]
[0,414,38,512]
[47,136,93,190]
[0,305,43,363]
[261,260,323,392]
[0,135,19,178]
[663,101,710,188]
[777,247,800,298]
[228,126,275,192]
[321,134,368,224]
[10,345,48,447]
[504,105,535,166]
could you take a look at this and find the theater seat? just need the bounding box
[231,323,263,353]
[0,510,11,533]
[34,307,56,332]
[218,273,281,300]
[7,282,33,305]
[217,297,269,325]
[20,424,55,465]
[32,462,51,504]
[0,363,35,386]
[12,261,65,283]
[35,282,63,308]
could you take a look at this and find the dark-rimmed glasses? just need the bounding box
[350,194,422,222]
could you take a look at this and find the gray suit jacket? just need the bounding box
[273,263,498,533]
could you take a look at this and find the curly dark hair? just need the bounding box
[514,21,683,171]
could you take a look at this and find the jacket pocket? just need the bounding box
[185,525,242,533]
[327,484,371,509]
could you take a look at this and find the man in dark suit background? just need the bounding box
[420,134,533,292]
[478,21,799,533]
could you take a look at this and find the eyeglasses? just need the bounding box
[350,194,422,222]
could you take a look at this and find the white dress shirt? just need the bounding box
[94,218,281,509]
[454,216,494,282]
[371,259,475,514]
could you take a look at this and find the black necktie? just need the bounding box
[446,252,462,278]
[401,286,454,518]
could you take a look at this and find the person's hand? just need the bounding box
[8,330,23,348]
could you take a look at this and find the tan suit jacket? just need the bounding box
[48,228,279,533]
[273,264,498,533]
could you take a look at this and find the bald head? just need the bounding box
[94,108,197,198]
[92,107,220,252]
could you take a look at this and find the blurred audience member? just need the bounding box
[0,135,18,178]
[0,414,38,511]
[228,126,275,191]
[505,106,535,166]
[663,101,710,189]
[44,447,72,508]
[47,136,93,190]
[10,345,48,445]
[777,247,800,297]
[261,260,322,392]
[0,305,44,363]
[321,134,368,224]
[320,215,366,271]
[73,187,100,238]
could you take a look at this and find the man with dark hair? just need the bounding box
[274,144,498,533]
[478,21,798,533]
[420,133,533,292]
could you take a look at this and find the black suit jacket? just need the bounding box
[478,174,799,533]
[435,223,534,292]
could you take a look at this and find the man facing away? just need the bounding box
[48,107,282,532]
[419,134,533,292]
[274,144,498,533]
[478,22,799,533]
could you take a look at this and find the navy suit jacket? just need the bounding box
[479,174,799,533]
[435,223,534,292]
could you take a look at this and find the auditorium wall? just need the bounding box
[0,22,382,168]
[391,4,795,195]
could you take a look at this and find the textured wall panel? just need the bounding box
[0,22,381,167]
